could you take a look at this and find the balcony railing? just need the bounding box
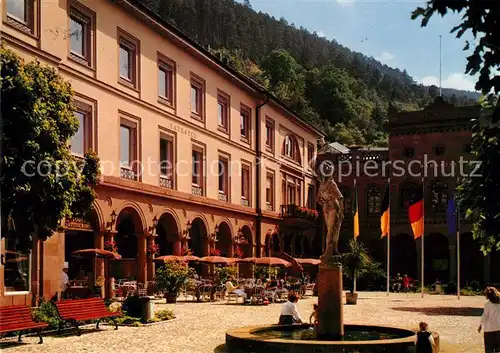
[241,197,249,207]
[280,204,319,222]
[192,185,203,196]
[159,175,173,189]
[120,167,137,181]
[218,192,228,202]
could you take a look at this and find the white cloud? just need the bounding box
[375,51,395,63]
[316,31,326,38]
[336,0,355,7]
[420,73,477,91]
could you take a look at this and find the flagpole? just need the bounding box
[457,201,461,300]
[386,178,391,296]
[421,177,425,298]
[353,178,357,293]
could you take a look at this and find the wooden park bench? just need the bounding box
[55,298,120,336]
[0,305,48,344]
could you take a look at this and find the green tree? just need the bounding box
[0,47,100,244]
[413,1,500,252]
[261,49,299,89]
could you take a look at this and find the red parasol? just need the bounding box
[198,256,236,265]
[154,255,187,262]
[295,258,321,266]
[236,257,257,263]
[254,257,291,267]
[72,248,121,260]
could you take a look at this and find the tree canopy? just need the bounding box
[412,1,500,253]
[0,47,100,243]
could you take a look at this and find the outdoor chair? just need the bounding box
[213,285,226,301]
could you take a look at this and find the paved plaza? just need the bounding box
[0,292,486,353]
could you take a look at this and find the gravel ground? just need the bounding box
[0,292,486,353]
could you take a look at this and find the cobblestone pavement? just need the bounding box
[0,292,485,353]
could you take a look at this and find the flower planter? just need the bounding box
[165,292,178,303]
[346,292,358,305]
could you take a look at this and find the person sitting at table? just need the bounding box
[225,276,247,299]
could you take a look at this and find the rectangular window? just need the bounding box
[118,31,139,88]
[287,184,296,205]
[241,164,250,206]
[190,75,204,119]
[192,147,204,195]
[266,173,274,211]
[307,184,315,209]
[6,0,35,34]
[159,136,174,189]
[218,157,229,201]
[240,105,250,141]
[265,119,274,150]
[70,111,86,155]
[7,0,27,23]
[69,9,92,65]
[4,233,30,292]
[217,92,229,131]
[158,57,174,104]
[307,143,315,164]
[119,119,138,181]
[120,125,131,167]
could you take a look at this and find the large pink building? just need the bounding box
[0,0,324,306]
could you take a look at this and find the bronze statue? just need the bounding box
[316,163,344,262]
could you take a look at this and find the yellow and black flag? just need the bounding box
[380,184,390,238]
[353,180,359,238]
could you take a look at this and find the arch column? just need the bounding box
[104,231,116,299]
[147,236,155,282]
[94,231,105,297]
[137,233,147,285]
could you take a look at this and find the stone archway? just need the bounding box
[237,225,253,277]
[113,207,145,282]
[460,232,484,286]
[391,233,417,279]
[189,217,208,257]
[216,222,233,257]
[156,212,181,256]
[425,233,449,284]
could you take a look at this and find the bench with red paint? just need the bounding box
[55,298,120,336]
[0,305,48,344]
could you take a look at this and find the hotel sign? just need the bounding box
[168,123,196,139]
[65,217,93,231]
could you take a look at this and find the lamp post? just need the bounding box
[106,210,117,232]
[149,216,158,236]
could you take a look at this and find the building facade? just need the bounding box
[0,0,323,306]
[319,98,500,287]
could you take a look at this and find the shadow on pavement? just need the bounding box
[391,306,483,316]
[214,343,227,353]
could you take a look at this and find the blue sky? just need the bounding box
[244,0,479,91]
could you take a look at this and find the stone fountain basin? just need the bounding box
[226,323,428,353]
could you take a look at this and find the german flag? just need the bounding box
[380,185,390,238]
[408,185,424,239]
[353,181,359,238]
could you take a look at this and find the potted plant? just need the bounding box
[155,261,190,303]
[342,239,373,305]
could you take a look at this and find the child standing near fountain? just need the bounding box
[415,322,436,353]
[309,304,319,326]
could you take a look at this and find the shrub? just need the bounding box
[155,262,190,294]
[155,309,175,321]
[32,299,61,330]
[123,295,142,318]
[443,282,457,294]
[214,266,238,283]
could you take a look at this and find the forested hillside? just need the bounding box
[137,0,479,146]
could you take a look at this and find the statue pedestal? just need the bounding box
[316,263,344,340]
